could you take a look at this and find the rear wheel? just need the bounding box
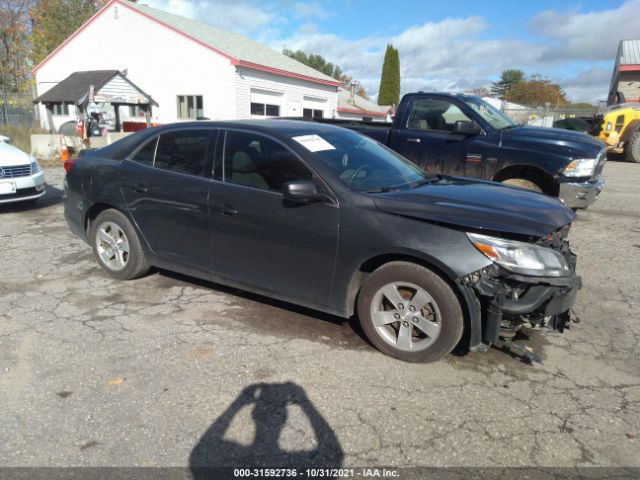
[357,262,464,363]
[501,178,543,193]
[90,209,151,280]
[625,129,640,163]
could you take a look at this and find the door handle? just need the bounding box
[130,183,148,193]
[215,204,238,216]
[406,138,421,143]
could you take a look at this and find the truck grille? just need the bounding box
[0,164,31,178]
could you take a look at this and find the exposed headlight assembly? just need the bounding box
[562,158,596,177]
[30,158,41,174]
[467,233,570,277]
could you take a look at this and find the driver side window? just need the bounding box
[406,98,471,132]
[222,131,314,193]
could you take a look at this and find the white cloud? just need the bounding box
[531,0,640,61]
[144,0,634,103]
[291,2,331,20]
[556,67,613,103]
[145,0,281,35]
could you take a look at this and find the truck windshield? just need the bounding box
[292,129,435,193]
[463,96,518,131]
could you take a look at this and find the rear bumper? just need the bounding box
[558,177,604,209]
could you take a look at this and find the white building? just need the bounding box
[335,87,392,123]
[33,0,342,131]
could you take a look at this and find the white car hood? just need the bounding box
[0,141,31,166]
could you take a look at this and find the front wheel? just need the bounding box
[501,178,543,193]
[357,262,464,362]
[625,130,640,163]
[90,209,151,280]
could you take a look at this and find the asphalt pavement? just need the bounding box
[0,162,638,473]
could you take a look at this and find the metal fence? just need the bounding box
[0,91,38,127]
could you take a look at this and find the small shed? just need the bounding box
[34,70,157,133]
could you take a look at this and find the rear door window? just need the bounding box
[155,129,212,176]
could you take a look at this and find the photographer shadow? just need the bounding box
[190,382,343,478]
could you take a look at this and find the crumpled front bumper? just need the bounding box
[558,177,604,209]
[460,244,581,351]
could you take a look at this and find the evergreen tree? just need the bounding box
[377,44,400,106]
[490,69,525,99]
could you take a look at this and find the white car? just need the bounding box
[0,135,46,204]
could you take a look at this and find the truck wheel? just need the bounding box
[625,130,640,163]
[90,209,151,280]
[357,262,464,363]
[501,178,543,193]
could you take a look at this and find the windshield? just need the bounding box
[291,129,434,192]
[463,96,518,131]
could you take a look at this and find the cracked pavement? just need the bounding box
[0,162,639,469]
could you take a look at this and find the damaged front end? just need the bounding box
[459,225,581,361]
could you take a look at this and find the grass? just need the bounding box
[0,123,63,167]
[0,123,47,153]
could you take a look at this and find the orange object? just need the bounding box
[60,135,71,162]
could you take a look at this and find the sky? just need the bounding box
[144,0,640,103]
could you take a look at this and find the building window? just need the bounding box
[177,95,204,120]
[303,108,324,119]
[52,104,69,116]
[129,105,146,118]
[251,103,280,117]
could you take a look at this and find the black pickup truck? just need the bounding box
[319,93,606,209]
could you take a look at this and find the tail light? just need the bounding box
[63,158,77,174]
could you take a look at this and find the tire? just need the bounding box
[501,178,543,193]
[90,209,151,280]
[625,129,640,163]
[357,262,464,363]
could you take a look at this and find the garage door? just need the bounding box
[303,96,327,119]
[250,89,283,118]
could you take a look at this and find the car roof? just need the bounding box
[151,119,352,138]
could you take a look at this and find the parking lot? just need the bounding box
[1,161,639,471]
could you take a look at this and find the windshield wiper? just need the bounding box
[409,176,439,189]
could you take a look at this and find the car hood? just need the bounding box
[373,177,575,239]
[502,125,604,158]
[0,141,31,166]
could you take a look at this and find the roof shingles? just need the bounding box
[122,1,340,85]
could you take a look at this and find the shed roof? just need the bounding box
[337,87,390,117]
[619,40,640,66]
[34,70,156,105]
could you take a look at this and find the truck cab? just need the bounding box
[385,93,606,209]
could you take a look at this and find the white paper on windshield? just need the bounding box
[292,134,336,152]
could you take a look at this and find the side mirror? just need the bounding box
[0,135,11,143]
[452,120,482,136]
[283,179,330,203]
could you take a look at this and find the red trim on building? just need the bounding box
[337,106,388,117]
[237,61,343,87]
[619,65,640,72]
[33,0,341,88]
